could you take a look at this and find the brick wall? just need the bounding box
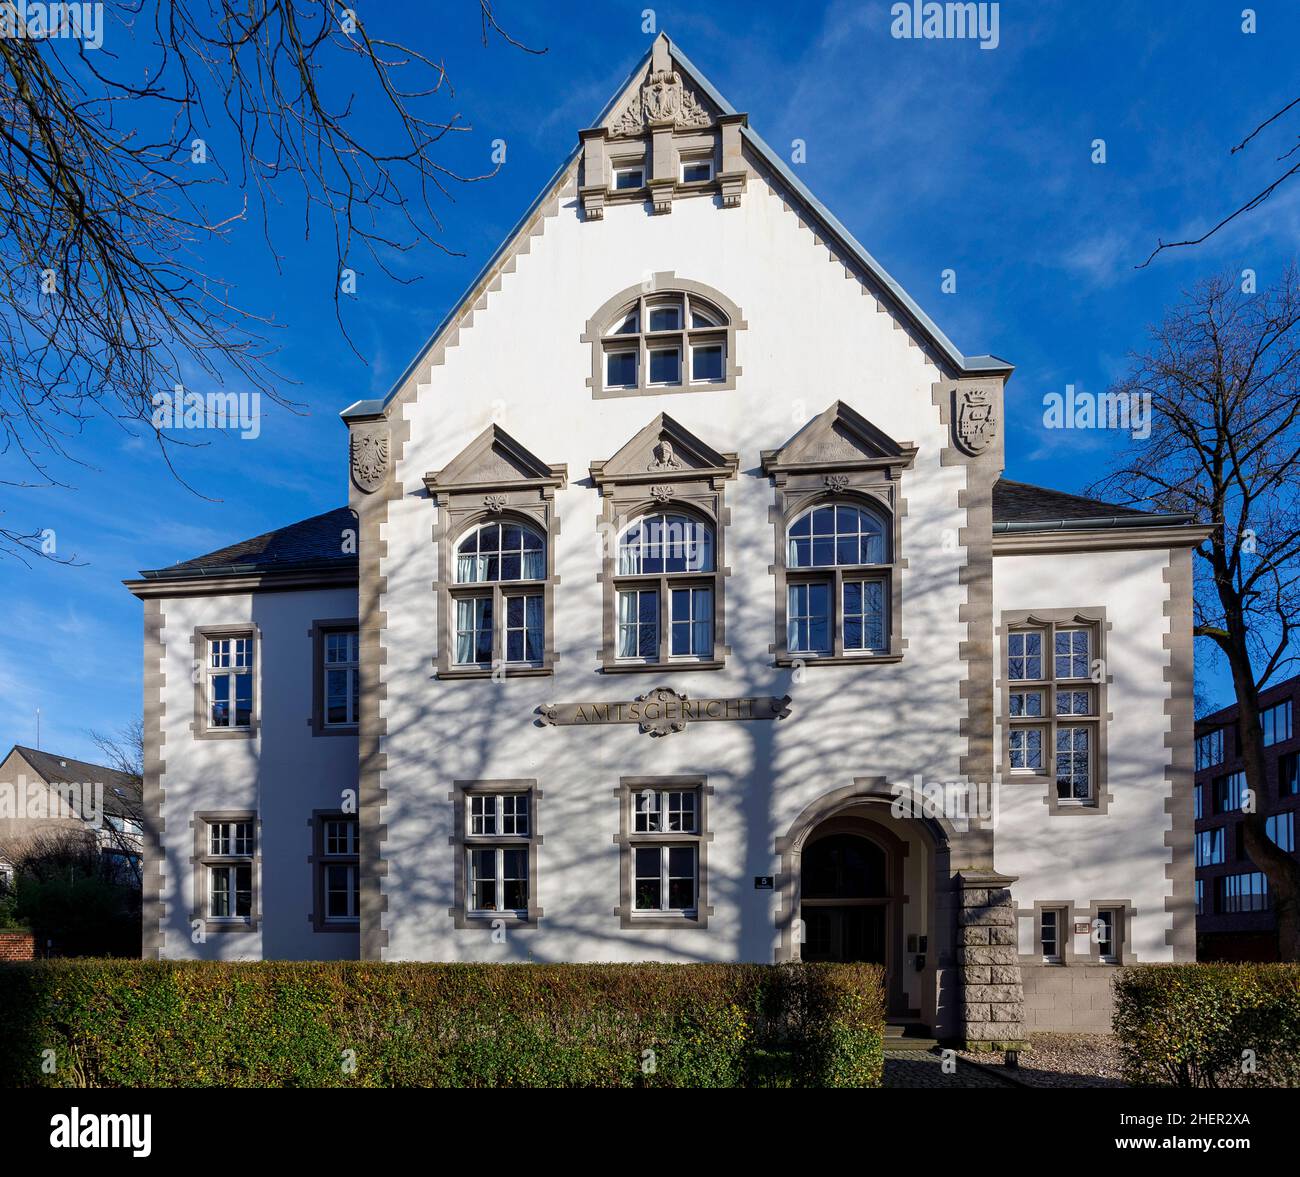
[0,932,35,961]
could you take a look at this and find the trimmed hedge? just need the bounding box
[0,960,884,1088]
[1113,963,1300,1088]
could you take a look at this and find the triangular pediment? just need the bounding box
[591,413,737,486]
[600,36,721,140]
[762,402,917,474]
[425,425,565,494]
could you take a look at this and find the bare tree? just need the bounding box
[0,1,542,560]
[89,719,145,885]
[1092,267,1300,958]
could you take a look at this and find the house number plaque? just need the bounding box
[537,686,792,737]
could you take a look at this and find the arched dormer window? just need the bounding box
[582,276,745,400]
[785,501,892,657]
[451,519,546,668]
[615,511,716,662]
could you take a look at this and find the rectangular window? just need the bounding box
[1195,827,1225,867]
[617,588,659,659]
[1040,908,1062,962]
[1213,771,1246,814]
[842,579,886,653]
[612,165,644,190]
[1055,725,1092,801]
[647,303,683,332]
[201,817,255,925]
[624,781,706,924]
[1195,879,1205,916]
[679,157,713,183]
[458,788,534,922]
[1194,783,1203,821]
[1007,630,1043,680]
[1262,700,1293,747]
[1216,872,1270,914]
[206,635,254,729]
[1054,629,1091,679]
[634,844,697,913]
[1009,689,1044,717]
[1095,909,1119,963]
[1195,728,1225,771]
[1267,810,1295,852]
[1009,727,1045,773]
[1055,688,1094,716]
[648,346,681,385]
[788,582,831,654]
[323,629,360,727]
[606,348,638,388]
[669,586,713,658]
[454,596,494,666]
[318,816,359,924]
[1281,753,1300,797]
[691,341,725,382]
[503,594,544,664]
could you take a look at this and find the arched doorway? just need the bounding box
[799,832,889,964]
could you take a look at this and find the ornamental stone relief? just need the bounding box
[349,424,389,494]
[610,69,712,137]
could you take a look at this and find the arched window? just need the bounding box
[452,520,546,667]
[785,501,891,657]
[614,512,716,662]
[585,280,744,399]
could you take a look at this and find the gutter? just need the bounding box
[992,513,1194,534]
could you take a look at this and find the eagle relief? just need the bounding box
[350,425,390,493]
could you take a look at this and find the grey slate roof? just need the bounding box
[992,479,1191,529]
[9,745,141,815]
[138,507,359,579]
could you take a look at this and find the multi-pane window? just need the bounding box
[1004,619,1100,803]
[629,786,701,917]
[1195,728,1224,771]
[1267,811,1295,852]
[1040,909,1062,962]
[1095,909,1119,963]
[206,635,254,729]
[785,503,891,657]
[319,817,359,924]
[205,820,254,922]
[1195,828,1225,867]
[1216,872,1269,914]
[323,629,360,727]
[1213,771,1246,814]
[452,522,545,668]
[1261,700,1293,747]
[615,513,715,663]
[597,290,731,394]
[463,790,532,918]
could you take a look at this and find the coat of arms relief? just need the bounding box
[610,69,712,137]
[954,387,998,456]
[350,425,390,493]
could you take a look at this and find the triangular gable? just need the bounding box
[761,402,917,475]
[341,34,1010,429]
[590,413,737,486]
[423,425,566,495]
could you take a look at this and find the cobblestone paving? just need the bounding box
[884,1048,1018,1088]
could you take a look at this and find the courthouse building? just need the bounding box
[127,35,1206,1044]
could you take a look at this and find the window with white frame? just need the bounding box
[463,790,532,917]
[323,628,360,727]
[593,289,734,396]
[451,521,545,668]
[1261,700,1293,747]
[614,513,715,663]
[1004,617,1102,804]
[315,815,359,925]
[1094,908,1120,963]
[679,155,714,184]
[1040,908,1063,962]
[628,785,701,917]
[611,162,645,190]
[203,819,254,923]
[1195,728,1224,771]
[205,634,254,730]
[784,502,891,657]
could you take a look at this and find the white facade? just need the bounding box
[131,35,1199,1041]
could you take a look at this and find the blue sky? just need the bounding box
[3,0,1298,759]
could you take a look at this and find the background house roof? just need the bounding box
[6,745,141,815]
[991,478,1193,531]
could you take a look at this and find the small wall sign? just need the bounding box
[754,876,774,890]
[1073,920,1091,935]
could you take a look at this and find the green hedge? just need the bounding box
[0,960,884,1088]
[1113,963,1300,1088]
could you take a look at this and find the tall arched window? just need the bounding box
[452,520,546,667]
[785,502,891,656]
[615,512,715,661]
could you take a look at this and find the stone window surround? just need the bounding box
[767,472,910,669]
[600,131,717,206]
[307,810,359,933]
[614,775,713,930]
[1014,898,1136,965]
[593,458,737,673]
[425,439,566,681]
[581,274,746,400]
[190,810,260,934]
[447,779,543,930]
[189,624,260,741]
[308,618,360,736]
[997,608,1114,815]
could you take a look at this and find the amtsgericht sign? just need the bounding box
[537,686,792,737]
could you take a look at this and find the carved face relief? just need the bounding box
[350,425,390,493]
[955,387,997,456]
[648,439,683,472]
